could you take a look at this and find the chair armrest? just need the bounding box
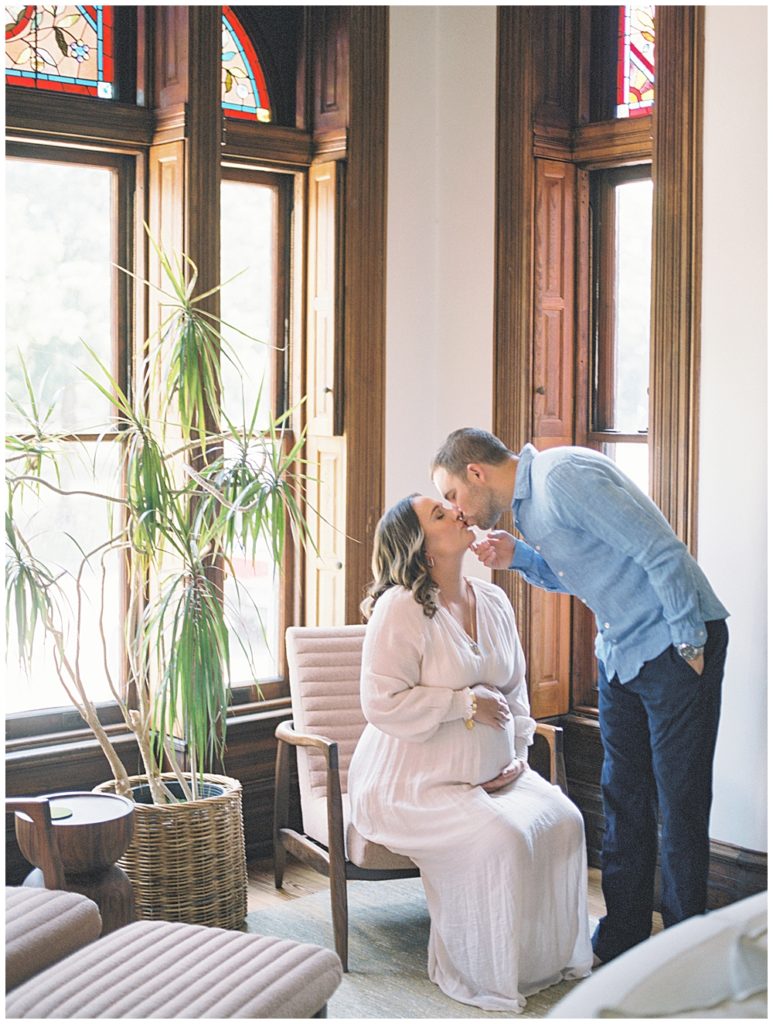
[532,723,569,795]
[275,719,339,769]
[274,721,347,861]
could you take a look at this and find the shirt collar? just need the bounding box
[513,443,538,502]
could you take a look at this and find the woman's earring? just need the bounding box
[426,554,435,568]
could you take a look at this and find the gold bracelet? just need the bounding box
[465,692,477,730]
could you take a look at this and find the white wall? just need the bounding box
[386,6,767,852]
[385,6,496,515]
[700,6,767,851]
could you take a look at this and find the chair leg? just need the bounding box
[274,836,287,889]
[273,738,290,888]
[329,856,349,972]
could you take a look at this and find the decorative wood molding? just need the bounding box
[649,7,704,551]
[342,8,388,625]
[221,121,314,169]
[312,128,348,162]
[573,116,653,167]
[532,122,573,161]
[493,8,536,647]
[5,89,153,147]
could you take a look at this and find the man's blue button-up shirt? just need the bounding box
[509,444,728,683]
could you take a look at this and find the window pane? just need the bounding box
[603,441,649,496]
[221,6,272,122]
[616,5,655,119]
[220,179,277,429]
[614,178,652,433]
[7,443,122,713]
[6,158,114,434]
[220,178,281,680]
[6,5,115,99]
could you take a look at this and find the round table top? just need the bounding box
[41,791,134,826]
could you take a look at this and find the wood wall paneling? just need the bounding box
[649,7,704,551]
[342,8,388,625]
[493,8,537,648]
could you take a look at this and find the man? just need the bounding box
[432,427,729,964]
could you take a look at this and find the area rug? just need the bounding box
[245,877,592,1019]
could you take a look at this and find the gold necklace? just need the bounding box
[440,581,481,656]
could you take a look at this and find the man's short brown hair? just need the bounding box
[431,428,513,477]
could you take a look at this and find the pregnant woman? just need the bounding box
[347,494,593,1012]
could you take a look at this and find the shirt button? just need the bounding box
[604,622,611,629]
[535,545,541,551]
[558,571,564,577]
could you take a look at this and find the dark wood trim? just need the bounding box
[492,7,536,646]
[221,121,314,169]
[649,7,704,552]
[6,89,153,147]
[573,116,653,167]
[342,8,388,624]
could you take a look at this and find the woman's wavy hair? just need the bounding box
[360,494,439,620]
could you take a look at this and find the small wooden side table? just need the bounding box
[15,791,135,935]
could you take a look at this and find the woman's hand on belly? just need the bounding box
[480,757,528,793]
[472,684,512,729]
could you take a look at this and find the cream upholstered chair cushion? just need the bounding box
[285,625,415,871]
[5,887,102,991]
[6,919,342,1018]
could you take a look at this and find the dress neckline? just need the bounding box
[438,577,482,656]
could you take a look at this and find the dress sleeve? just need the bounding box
[493,589,536,760]
[360,589,471,743]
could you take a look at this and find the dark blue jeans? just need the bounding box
[592,619,729,963]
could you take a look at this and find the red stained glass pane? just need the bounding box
[616,5,655,118]
[6,5,114,98]
[221,5,272,123]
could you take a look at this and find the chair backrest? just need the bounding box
[285,626,368,816]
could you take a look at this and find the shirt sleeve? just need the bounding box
[491,589,537,760]
[509,539,569,593]
[548,457,708,647]
[360,589,472,742]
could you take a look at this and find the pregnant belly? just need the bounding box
[462,714,516,786]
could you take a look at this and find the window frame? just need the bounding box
[6,140,137,718]
[495,6,703,718]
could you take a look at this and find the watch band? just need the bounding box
[676,642,704,662]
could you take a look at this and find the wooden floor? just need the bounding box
[249,855,661,935]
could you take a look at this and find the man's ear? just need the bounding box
[466,463,486,483]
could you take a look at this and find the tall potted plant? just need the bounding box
[6,244,310,927]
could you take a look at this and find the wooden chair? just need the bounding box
[274,624,569,971]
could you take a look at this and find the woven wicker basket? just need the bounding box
[94,773,247,930]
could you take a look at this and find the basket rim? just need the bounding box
[94,772,242,810]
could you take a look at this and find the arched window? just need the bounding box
[221,6,271,123]
[5,5,114,98]
[617,4,655,118]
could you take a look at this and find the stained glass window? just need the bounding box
[616,5,655,118]
[6,5,114,98]
[221,5,271,123]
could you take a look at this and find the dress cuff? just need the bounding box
[514,715,536,759]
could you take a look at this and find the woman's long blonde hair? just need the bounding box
[360,494,439,620]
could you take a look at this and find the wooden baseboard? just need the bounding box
[560,713,768,908]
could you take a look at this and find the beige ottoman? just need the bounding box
[6,887,102,991]
[6,919,343,1019]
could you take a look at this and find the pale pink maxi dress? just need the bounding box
[347,579,593,1012]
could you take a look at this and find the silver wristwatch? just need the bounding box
[676,643,704,662]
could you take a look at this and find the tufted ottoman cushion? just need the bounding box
[6,887,102,991]
[6,919,343,1018]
